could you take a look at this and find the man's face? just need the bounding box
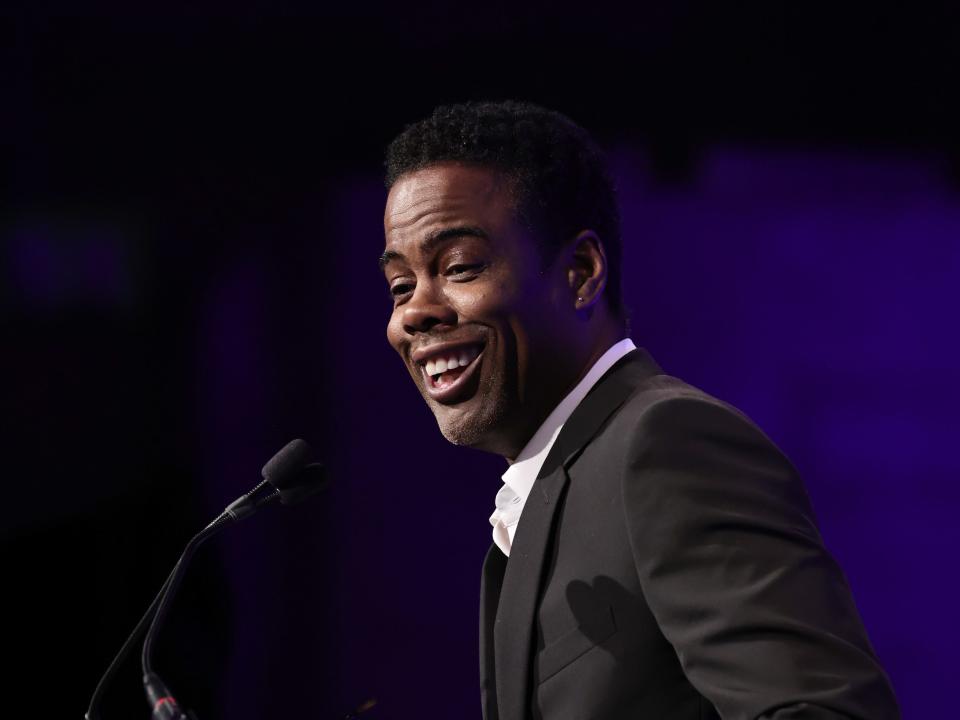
[383,163,574,457]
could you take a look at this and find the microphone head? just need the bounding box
[275,462,330,505]
[261,438,312,486]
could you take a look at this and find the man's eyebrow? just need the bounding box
[378,226,489,271]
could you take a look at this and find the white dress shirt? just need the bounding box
[489,338,636,556]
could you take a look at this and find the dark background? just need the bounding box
[3,2,957,718]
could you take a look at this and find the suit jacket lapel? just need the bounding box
[481,544,507,720]
[491,348,663,720]
[492,462,569,720]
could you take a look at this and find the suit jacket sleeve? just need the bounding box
[621,395,900,719]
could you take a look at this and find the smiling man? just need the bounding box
[381,102,899,720]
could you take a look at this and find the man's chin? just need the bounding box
[431,396,503,449]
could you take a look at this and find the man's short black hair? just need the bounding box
[385,100,623,316]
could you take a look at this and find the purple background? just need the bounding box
[3,4,958,718]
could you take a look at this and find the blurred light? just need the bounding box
[7,219,136,310]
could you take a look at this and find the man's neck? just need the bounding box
[501,331,628,464]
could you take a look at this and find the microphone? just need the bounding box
[85,439,329,720]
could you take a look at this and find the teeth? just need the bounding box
[422,345,482,379]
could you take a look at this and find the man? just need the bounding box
[380,101,899,720]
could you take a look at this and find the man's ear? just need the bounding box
[566,230,608,310]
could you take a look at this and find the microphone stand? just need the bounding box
[86,440,326,720]
[139,478,283,719]
[84,569,175,719]
[86,494,270,720]
[139,512,237,719]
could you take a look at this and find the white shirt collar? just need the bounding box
[489,338,636,556]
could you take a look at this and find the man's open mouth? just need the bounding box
[414,341,485,404]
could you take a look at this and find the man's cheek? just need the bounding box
[386,317,404,354]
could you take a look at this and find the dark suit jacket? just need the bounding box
[479,347,899,720]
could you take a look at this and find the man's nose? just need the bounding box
[402,282,457,335]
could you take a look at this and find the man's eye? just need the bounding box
[390,283,414,299]
[446,262,487,279]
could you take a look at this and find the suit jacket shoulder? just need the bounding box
[565,352,900,719]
